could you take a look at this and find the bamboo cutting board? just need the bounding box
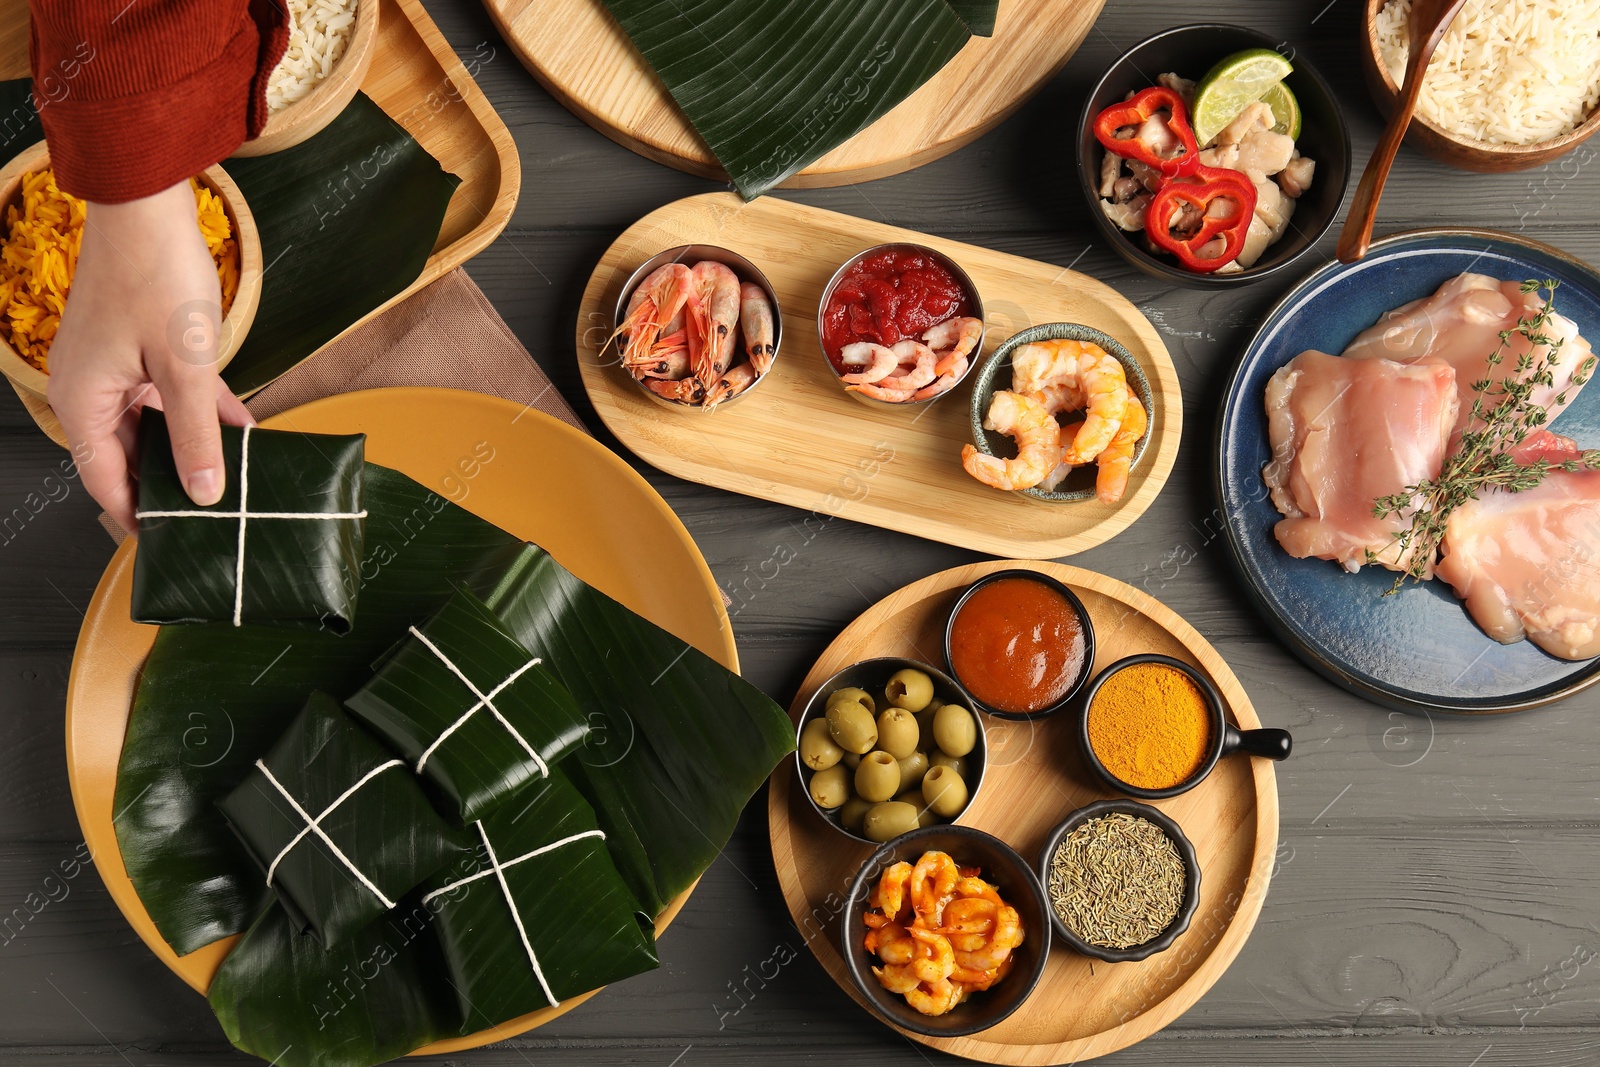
[575,194,1181,559]
[481,0,1108,187]
[769,561,1280,1064]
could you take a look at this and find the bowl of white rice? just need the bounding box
[1362,0,1600,171]
[233,0,379,158]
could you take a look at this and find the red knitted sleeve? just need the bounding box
[28,0,288,204]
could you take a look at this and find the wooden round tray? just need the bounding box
[767,561,1281,1064]
[481,0,1106,187]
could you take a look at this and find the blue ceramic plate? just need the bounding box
[1216,230,1600,714]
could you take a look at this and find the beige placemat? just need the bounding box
[100,268,584,542]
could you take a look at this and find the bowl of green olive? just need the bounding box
[795,657,986,845]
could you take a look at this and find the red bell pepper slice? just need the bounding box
[1144,165,1258,273]
[1093,86,1200,178]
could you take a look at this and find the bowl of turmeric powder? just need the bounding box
[1077,654,1291,800]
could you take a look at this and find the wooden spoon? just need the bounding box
[1336,0,1470,263]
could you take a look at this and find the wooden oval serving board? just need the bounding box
[768,561,1280,1064]
[482,0,1107,188]
[576,193,1180,559]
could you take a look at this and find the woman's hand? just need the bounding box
[46,180,253,531]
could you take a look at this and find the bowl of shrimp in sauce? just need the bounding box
[611,243,781,412]
[817,242,986,407]
[963,323,1155,505]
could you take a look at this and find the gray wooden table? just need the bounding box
[3,1,1598,1063]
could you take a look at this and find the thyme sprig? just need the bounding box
[1369,279,1600,591]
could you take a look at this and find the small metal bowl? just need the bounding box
[794,657,986,846]
[1037,798,1201,964]
[816,242,984,408]
[967,323,1154,503]
[610,243,782,412]
[1077,654,1291,800]
[843,825,1051,1037]
[943,569,1096,720]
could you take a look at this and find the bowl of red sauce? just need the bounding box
[943,569,1096,720]
[817,242,985,407]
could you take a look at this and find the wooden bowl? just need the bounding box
[0,141,262,401]
[1359,0,1600,172]
[233,0,378,157]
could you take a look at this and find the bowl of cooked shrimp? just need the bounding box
[611,243,781,412]
[962,324,1154,505]
[817,242,985,407]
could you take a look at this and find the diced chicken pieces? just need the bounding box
[1278,152,1316,197]
[1157,71,1196,107]
[1233,129,1296,180]
[1112,176,1145,202]
[1263,351,1459,574]
[1213,101,1273,147]
[1126,158,1164,192]
[1099,151,1121,198]
[1198,143,1240,170]
[1252,178,1288,233]
[1234,213,1275,269]
[1342,273,1594,446]
[1100,194,1151,231]
[1436,465,1600,660]
[1135,113,1183,159]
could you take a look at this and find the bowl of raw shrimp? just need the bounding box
[841,825,1051,1037]
[965,323,1155,504]
[817,242,985,407]
[610,243,781,412]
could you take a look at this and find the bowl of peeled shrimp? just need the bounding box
[963,324,1154,505]
[817,242,985,407]
[611,243,781,412]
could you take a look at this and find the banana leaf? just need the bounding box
[208,896,461,1067]
[345,586,592,825]
[599,0,972,198]
[947,0,1000,36]
[216,692,470,947]
[425,769,659,1031]
[131,410,367,632]
[220,93,459,394]
[114,462,794,962]
[475,544,795,915]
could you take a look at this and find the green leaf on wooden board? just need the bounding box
[598,0,972,198]
[947,0,1000,36]
[220,93,459,395]
[114,463,794,962]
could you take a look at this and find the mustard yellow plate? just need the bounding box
[64,387,734,1055]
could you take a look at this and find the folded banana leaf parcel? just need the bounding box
[113,459,795,1067]
[131,409,367,632]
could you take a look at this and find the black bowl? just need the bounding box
[1037,799,1201,963]
[794,658,987,844]
[1077,654,1291,800]
[842,825,1051,1037]
[1077,24,1351,288]
[943,569,1096,720]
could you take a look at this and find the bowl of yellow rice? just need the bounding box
[0,140,261,401]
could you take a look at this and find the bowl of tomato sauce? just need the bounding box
[943,569,1096,720]
[817,243,985,407]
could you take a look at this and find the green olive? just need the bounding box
[915,706,940,751]
[826,700,878,754]
[862,801,920,842]
[933,704,977,758]
[799,718,843,770]
[884,668,935,713]
[839,794,873,831]
[840,750,861,770]
[808,765,849,810]
[896,750,930,789]
[922,765,969,818]
[875,708,920,760]
[929,751,968,779]
[825,686,876,716]
[896,790,938,827]
[854,750,901,803]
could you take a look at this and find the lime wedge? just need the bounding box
[1261,81,1301,140]
[1191,48,1295,147]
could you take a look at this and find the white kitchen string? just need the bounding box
[257,757,404,908]
[407,626,547,776]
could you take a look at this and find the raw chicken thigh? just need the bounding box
[1341,273,1594,446]
[1264,350,1459,573]
[1436,451,1600,661]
